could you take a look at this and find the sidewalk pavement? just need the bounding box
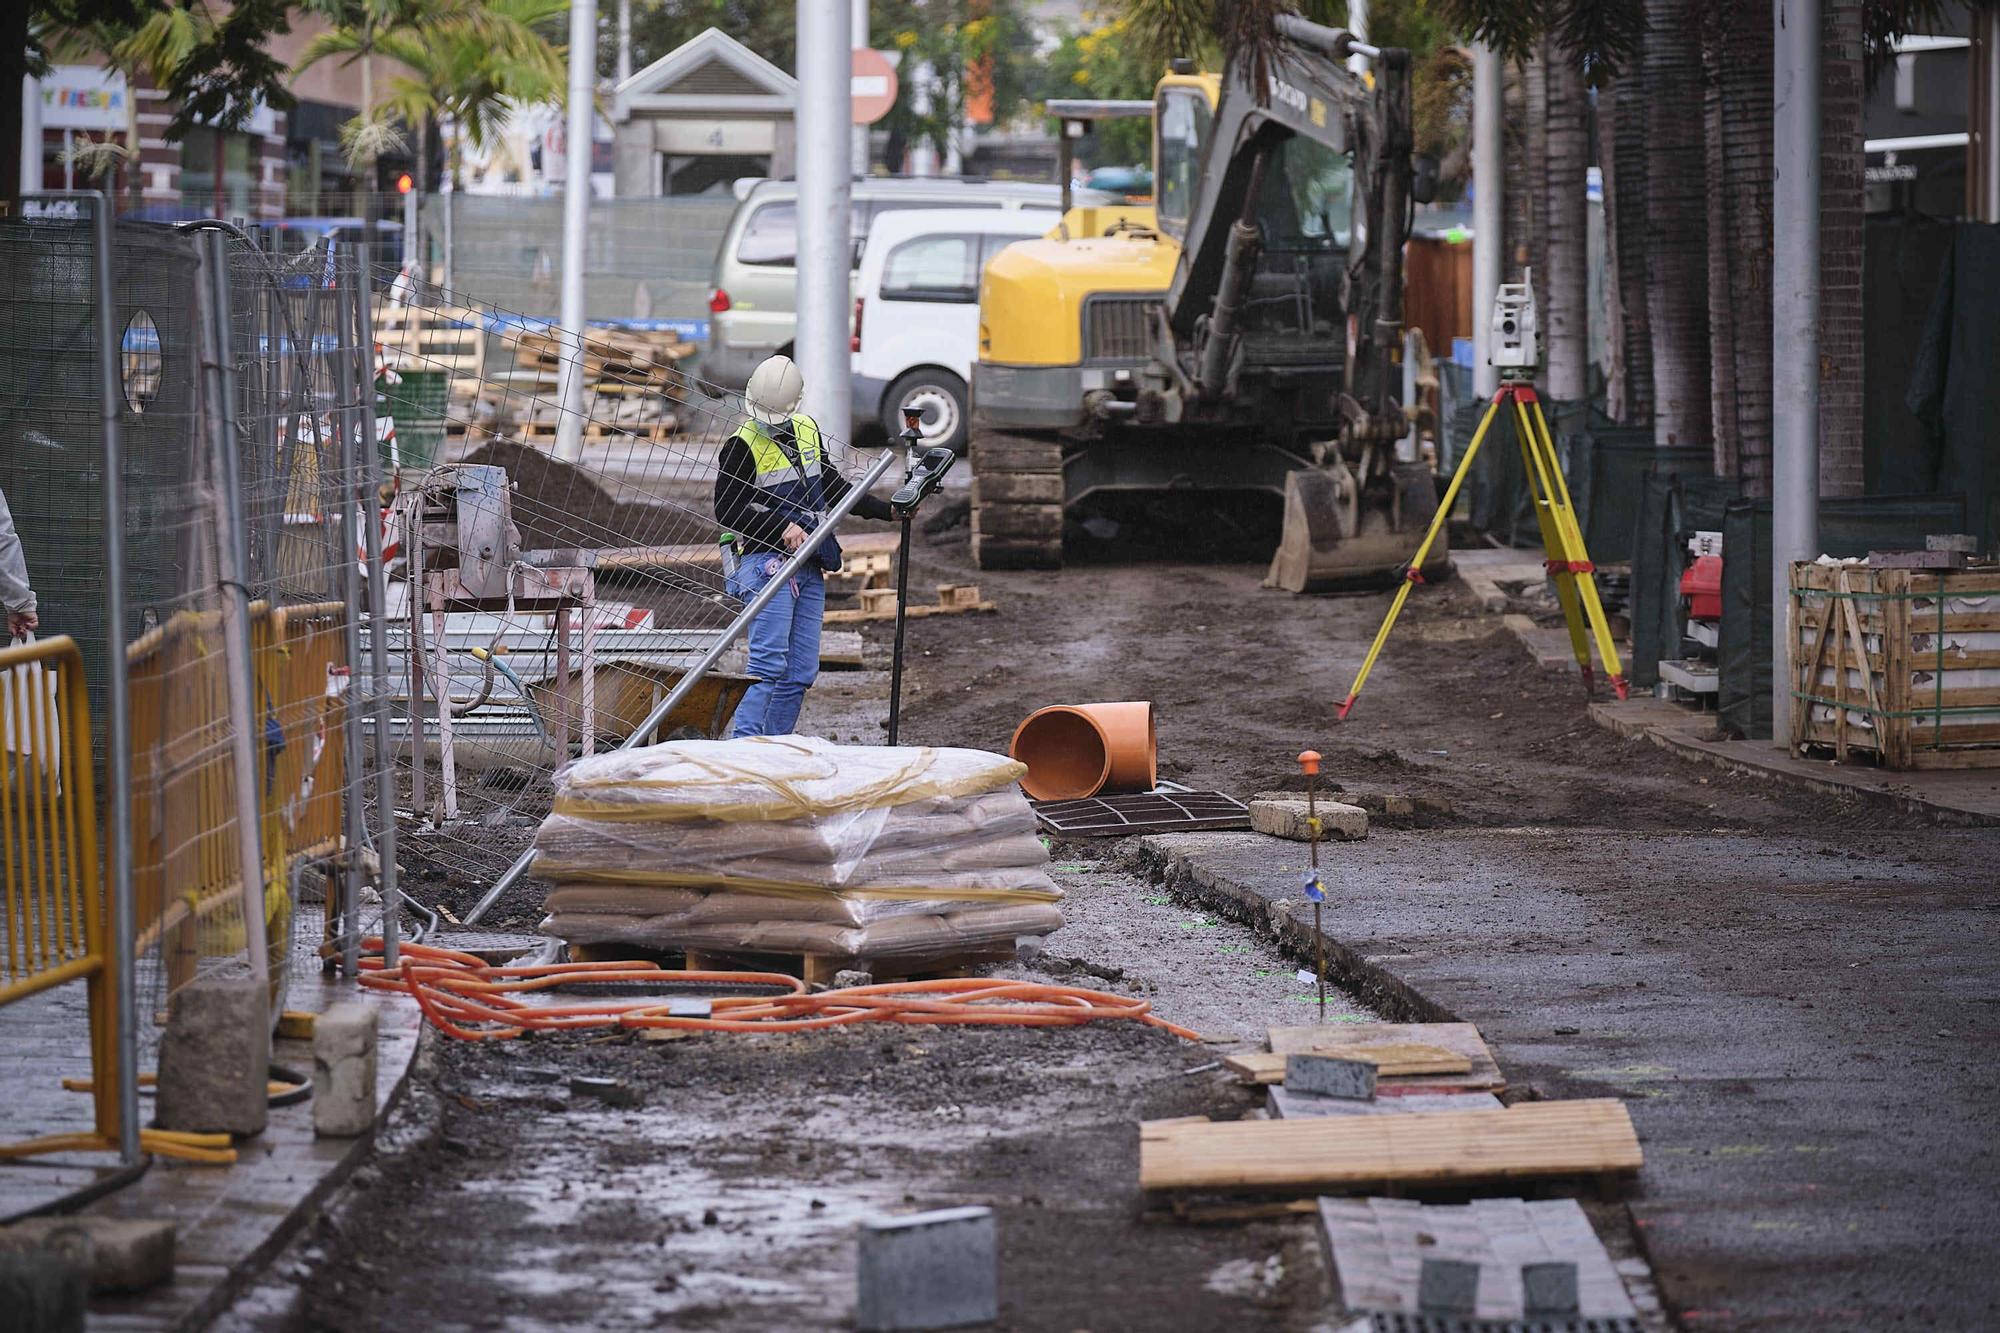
[1126,825,2000,1330]
[0,946,421,1332]
[1590,696,2000,824]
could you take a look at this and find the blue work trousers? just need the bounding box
[727,553,825,738]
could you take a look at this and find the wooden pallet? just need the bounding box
[1266,1022,1507,1094]
[1790,561,2000,769]
[1138,1099,1643,1194]
[1224,1043,1472,1086]
[824,584,995,624]
[566,941,1013,987]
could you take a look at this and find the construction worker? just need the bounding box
[714,354,892,738]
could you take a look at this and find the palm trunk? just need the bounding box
[1600,68,1654,425]
[1524,40,1550,330]
[1543,47,1590,403]
[1722,6,1774,496]
[1503,60,1532,283]
[1703,18,1740,478]
[1819,0,1865,497]
[1643,0,1711,450]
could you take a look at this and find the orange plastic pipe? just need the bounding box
[1008,701,1157,801]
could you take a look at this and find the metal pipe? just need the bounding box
[87,191,139,1165]
[462,446,900,925]
[552,0,598,463]
[329,250,370,979]
[1472,42,1503,400]
[1773,0,1821,742]
[1347,0,1372,76]
[795,0,853,435]
[852,0,871,177]
[195,233,271,989]
[350,264,402,968]
[617,0,632,89]
[1196,150,1268,400]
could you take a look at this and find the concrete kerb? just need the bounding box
[1114,837,1452,1027]
[1586,700,2000,827]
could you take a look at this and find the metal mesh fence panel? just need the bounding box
[356,249,890,928]
[417,194,734,325]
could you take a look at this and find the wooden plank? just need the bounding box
[1138,1100,1642,1193]
[1225,1043,1472,1085]
[1267,1022,1506,1092]
[1267,1088,1503,1119]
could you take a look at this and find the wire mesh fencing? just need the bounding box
[357,254,895,929]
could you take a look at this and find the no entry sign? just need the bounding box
[852,48,899,125]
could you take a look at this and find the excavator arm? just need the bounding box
[1161,15,1419,448]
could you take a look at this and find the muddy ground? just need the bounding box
[238,490,1956,1331]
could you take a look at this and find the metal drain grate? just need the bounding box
[1032,790,1251,836]
[1364,1314,1643,1333]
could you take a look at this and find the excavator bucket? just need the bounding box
[1264,459,1449,593]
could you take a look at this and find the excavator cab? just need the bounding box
[970,16,1442,587]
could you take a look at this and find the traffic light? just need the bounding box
[395,172,414,195]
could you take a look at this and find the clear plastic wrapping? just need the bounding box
[532,736,1065,961]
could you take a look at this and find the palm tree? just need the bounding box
[1642,0,1711,452]
[1542,41,1591,404]
[370,0,567,191]
[1819,0,1867,499]
[1702,0,1773,493]
[1599,64,1653,425]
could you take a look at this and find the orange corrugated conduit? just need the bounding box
[356,939,1201,1043]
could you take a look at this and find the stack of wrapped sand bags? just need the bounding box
[534,735,1063,967]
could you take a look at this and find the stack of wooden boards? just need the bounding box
[373,305,695,449]
[533,736,1064,978]
[1142,1022,1642,1194]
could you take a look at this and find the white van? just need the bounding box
[850,207,1059,451]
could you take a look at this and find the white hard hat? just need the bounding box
[745,354,804,425]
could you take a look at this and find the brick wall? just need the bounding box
[1818,0,1866,498]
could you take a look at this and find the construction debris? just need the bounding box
[1318,1198,1639,1323]
[824,583,995,624]
[1137,1100,1643,1193]
[532,736,1064,974]
[1224,1042,1471,1086]
[1266,1022,1506,1093]
[1249,796,1369,842]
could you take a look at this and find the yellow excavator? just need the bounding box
[970,14,1442,590]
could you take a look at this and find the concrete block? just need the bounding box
[1248,798,1368,843]
[856,1205,996,1331]
[1521,1261,1580,1315]
[1284,1053,1377,1101]
[1417,1257,1480,1314]
[0,1218,175,1294]
[313,999,379,1138]
[0,1244,88,1333]
[155,975,270,1137]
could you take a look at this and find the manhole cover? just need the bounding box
[425,930,549,963]
[1032,791,1250,837]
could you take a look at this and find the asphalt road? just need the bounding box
[1131,818,2000,1331]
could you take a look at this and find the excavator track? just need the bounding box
[969,431,1065,570]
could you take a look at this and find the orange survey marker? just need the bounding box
[1336,379,1628,721]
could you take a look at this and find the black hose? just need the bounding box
[0,1156,153,1226]
[268,1061,314,1108]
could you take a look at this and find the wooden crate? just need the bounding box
[1789,562,2000,769]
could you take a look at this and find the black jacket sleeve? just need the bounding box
[817,465,895,521]
[713,437,796,549]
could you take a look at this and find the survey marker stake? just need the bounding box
[1299,750,1327,1020]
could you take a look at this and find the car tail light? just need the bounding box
[708,287,731,313]
[851,297,864,353]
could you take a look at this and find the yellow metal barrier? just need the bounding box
[128,602,351,1003]
[0,635,232,1164]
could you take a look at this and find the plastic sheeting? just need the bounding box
[1907,223,2000,550]
[534,736,1064,962]
[1716,493,1968,739]
[1627,475,1742,688]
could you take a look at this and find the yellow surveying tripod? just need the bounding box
[1336,377,1629,720]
